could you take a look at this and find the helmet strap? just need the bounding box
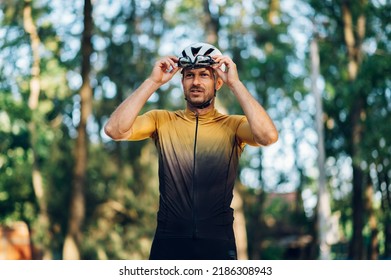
[185,97,213,109]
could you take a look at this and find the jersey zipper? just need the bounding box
[192,112,199,239]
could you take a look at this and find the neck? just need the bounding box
[186,99,215,115]
[186,97,213,108]
[184,88,217,112]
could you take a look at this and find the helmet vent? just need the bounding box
[203,48,215,56]
[191,46,202,56]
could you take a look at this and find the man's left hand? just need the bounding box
[211,55,240,87]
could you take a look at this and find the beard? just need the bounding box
[184,86,215,109]
[185,86,208,104]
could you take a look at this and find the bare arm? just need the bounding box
[212,55,278,146]
[104,56,180,140]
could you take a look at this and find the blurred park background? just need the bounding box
[0,0,390,260]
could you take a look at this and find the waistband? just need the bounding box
[155,213,235,240]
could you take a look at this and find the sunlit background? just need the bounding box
[1,0,390,260]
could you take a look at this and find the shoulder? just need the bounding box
[230,114,247,123]
[215,111,246,125]
[144,110,184,124]
[144,109,175,118]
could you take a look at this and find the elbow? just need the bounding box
[104,122,126,141]
[104,122,132,141]
[256,130,279,146]
[104,123,115,139]
[270,131,279,145]
[266,130,279,145]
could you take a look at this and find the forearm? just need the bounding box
[104,78,161,140]
[229,81,278,146]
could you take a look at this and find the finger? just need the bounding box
[211,54,223,61]
[166,57,180,70]
[168,56,179,63]
[170,66,181,75]
[159,59,175,73]
[165,62,180,74]
[157,59,169,69]
[213,66,227,81]
[212,56,233,71]
[212,55,229,64]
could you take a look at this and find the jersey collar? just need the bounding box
[184,108,219,122]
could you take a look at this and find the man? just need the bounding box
[104,42,278,260]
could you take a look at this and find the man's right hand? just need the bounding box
[148,56,180,85]
[105,57,180,141]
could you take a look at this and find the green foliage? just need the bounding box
[308,0,391,259]
[1,0,390,260]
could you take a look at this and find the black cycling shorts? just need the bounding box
[149,237,237,260]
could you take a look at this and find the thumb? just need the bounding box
[214,67,226,81]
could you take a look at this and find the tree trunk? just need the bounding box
[385,223,391,259]
[365,182,378,259]
[341,1,366,81]
[380,171,391,258]
[341,0,367,260]
[349,165,364,260]
[310,34,332,259]
[268,0,280,26]
[62,0,93,260]
[23,0,52,260]
[233,185,248,260]
[203,0,219,45]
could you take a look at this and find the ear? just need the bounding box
[215,77,224,91]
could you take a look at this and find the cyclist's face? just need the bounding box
[182,68,219,106]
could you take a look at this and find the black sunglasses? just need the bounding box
[177,55,216,69]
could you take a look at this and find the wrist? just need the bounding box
[227,79,242,90]
[146,77,164,88]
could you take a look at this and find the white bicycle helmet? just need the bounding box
[180,42,226,72]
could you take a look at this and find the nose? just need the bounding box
[192,73,201,86]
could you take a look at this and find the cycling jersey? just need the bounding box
[129,108,247,241]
